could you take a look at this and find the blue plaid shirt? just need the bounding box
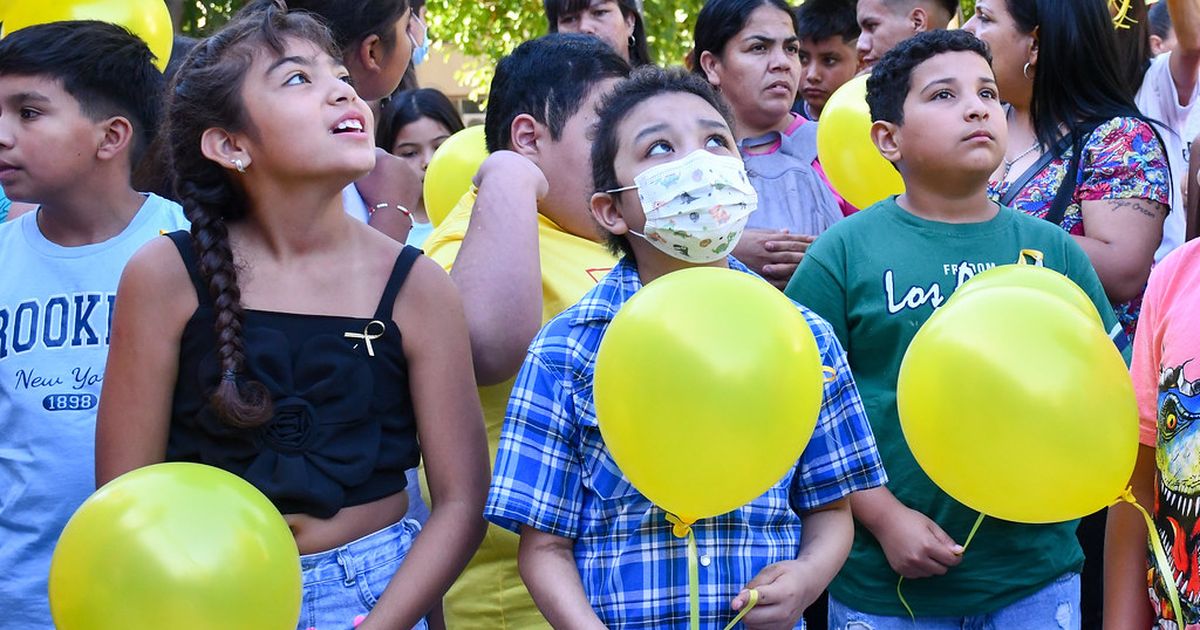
[484,257,886,629]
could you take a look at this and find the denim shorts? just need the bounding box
[828,572,1080,630]
[297,518,428,630]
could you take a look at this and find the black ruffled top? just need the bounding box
[163,231,420,518]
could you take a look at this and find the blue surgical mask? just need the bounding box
[408,16,430,66]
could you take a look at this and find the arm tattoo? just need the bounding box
[1105,198,1166,219]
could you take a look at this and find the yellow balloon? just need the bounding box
[593,267,824,524]
[897,286,1138,524]
[49,463,302,629]
[424,125,487,227]
[816,74,905,209]
[949,263,1104,326]
[2,0,173,71]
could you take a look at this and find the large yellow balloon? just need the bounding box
[424,125,487,227]
[816,74,905,209]
[2,0,173,72]
[49,463,302,629]
[949,262,1104,326]
[897,285,1138,524]
[593,267,824,524]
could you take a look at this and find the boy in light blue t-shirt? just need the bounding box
[0,22,187,627]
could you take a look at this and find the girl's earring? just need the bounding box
[233,159,246,174]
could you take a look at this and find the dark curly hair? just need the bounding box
[591,66,736,258]
[866,29,992,126]
[166,1,337,428]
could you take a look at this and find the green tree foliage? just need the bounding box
[178,0,246,35]
[424,0,705,99]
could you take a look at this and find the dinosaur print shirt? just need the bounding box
[1134,239,1200,629]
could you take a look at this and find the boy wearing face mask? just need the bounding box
[786,31,1126,628]
[484,66,885,630]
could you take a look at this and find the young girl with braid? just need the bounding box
[94,5,488,629]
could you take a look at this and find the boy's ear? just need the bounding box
[1149,34,1164,55]
[508,113,547,163]
[871,120,902,164]
[910,6,930,33]
[698,50,722,88]
[590,191,628,236]
[94,116,135,162]
[199,127,252,173]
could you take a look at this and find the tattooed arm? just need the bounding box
[1075,197,1167,303]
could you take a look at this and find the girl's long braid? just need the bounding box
[166,2,335,427]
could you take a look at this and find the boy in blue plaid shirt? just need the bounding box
[484,67,886,629]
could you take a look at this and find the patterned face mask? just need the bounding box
[608,150,758,264]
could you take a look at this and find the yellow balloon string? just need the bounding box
[897,513,986,620]
[723,588,760,630]
[1113,488,1182,625]
[1110,0,1135,29]
[664,513,761,630]
[665,514,701,630]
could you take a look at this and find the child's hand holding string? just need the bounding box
[731,559,817,629]
[875,506,963,579]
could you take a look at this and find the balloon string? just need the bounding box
[723,588,760,630]
[961,512,986,552]
[1110,0,1135,29]
[1114,487,1181,625]
[897,513,985,621]
[897,577,915,621]
[666,514,701,630]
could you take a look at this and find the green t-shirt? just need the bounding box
[785,197,1126,617]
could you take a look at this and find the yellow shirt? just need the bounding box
[425,190,616,629]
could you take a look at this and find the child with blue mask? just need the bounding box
[484,66,886,629]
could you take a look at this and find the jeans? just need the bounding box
[404,467,430,524]
[828,572,1080,630]
[297,519,428,630]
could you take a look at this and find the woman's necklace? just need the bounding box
[999,140,1041,183]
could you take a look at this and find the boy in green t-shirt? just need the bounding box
[785,30,1128,627]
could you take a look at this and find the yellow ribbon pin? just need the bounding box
[344,320,386,357]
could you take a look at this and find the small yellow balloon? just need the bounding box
[897,286,1138,524]
[49,463,302,630]
[1,0,173,72]
[816,74,905,209]
[424,125,487,227]
[594,267,824,524]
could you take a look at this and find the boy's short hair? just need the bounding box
[1149,2,1173,40]
[884,0,959,19]
[866,29,991,125]
[796,0,860,43]
[591,66,736,258]
[484,33,631,153]
[0,21,164,164]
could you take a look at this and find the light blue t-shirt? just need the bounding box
[0,194,188,626]
[406,220,433,248]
